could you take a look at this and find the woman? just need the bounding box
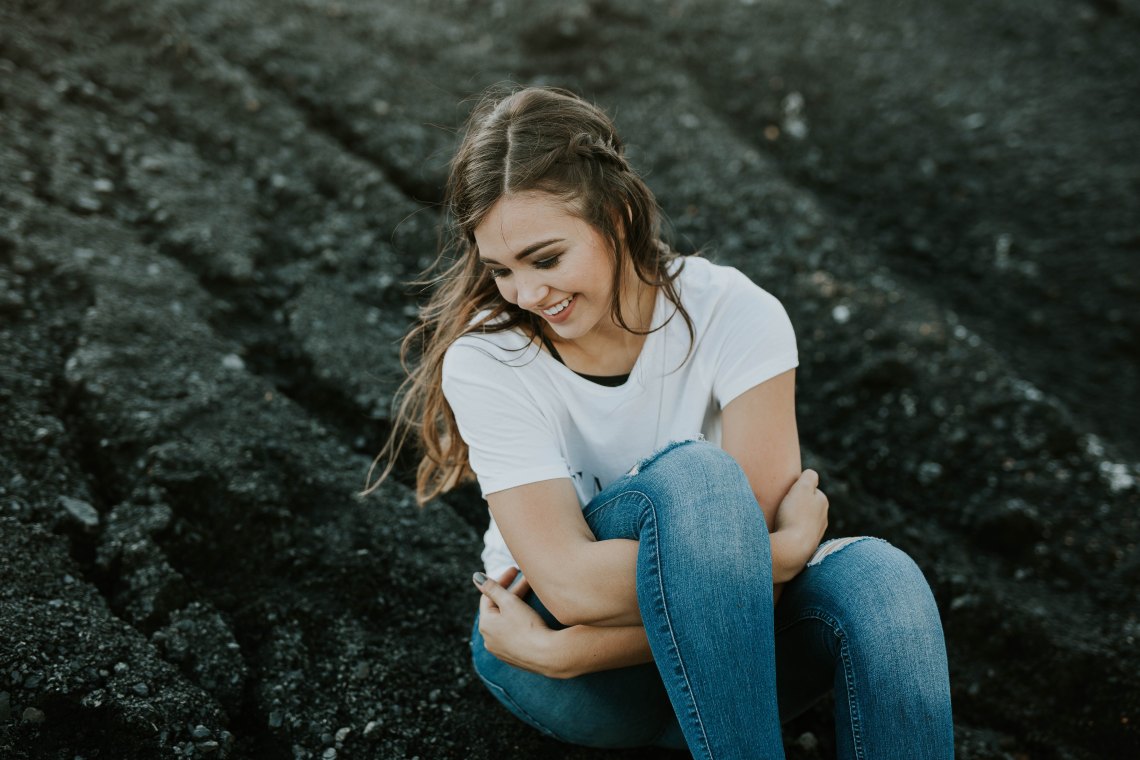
[366,85,953,758]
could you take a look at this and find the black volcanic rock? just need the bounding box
[1,0,1137,758]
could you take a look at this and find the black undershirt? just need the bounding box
[540,332,630,387]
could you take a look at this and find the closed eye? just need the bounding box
[533,254,562,270]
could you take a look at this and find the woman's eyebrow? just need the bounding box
[478,238,564,266]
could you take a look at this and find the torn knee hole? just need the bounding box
[806,536,872,567]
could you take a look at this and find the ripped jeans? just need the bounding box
[470,440,954,759]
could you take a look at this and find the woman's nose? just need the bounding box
[516,277,550,310]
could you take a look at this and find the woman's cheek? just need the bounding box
[497,280,517,305]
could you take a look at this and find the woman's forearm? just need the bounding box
[551,538,642,627]
[556,526,810,627]
[545,624,653,679]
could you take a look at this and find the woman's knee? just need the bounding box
[807,537,942,633]
[635,440,756,517]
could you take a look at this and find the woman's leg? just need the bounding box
[469,590,685,749]
[773,537,954,760]
[582,439,785,760]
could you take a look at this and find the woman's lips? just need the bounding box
[540,294,576,323]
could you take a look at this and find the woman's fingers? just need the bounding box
[474,572,522,611]
[510,575,532,599]
[495,567,520,587]
[478,588,496,617]
[495,566,532,598]
[801,468,820,490]
[775,470,830,540]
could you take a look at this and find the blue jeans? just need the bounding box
[470,440,953,759]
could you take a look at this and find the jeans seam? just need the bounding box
[776,608,865,760]
[645,490,715,759]
[582,489,633,522]
[470,615,568,743]
[586,487,715,759]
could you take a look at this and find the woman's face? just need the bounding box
[474,192,623,344]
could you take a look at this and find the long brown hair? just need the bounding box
[363,85,694,504]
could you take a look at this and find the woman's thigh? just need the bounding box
[469,592,685,750]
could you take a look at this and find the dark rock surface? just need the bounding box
[1,0,1137,758]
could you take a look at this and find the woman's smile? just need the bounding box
[540,294,577,322]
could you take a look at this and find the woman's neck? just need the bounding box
[546,280,658,375]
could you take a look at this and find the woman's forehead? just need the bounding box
[474,193,589,255]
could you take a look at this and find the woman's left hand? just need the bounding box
[474,568,564,678]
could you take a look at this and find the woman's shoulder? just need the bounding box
[443,319,541,377]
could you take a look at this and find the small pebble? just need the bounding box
[191,725,211,740]
[322,749,337,760]
[362,720,380,738]
[58,495,99,529]
[917,461,944,485]
[22,706,46,723]
[221,353,245,371]
[962,112,986,130]
[132,682,149,697]
[75,195,102,212]
[795,731,819,751]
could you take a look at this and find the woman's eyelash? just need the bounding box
[487,254,562,279]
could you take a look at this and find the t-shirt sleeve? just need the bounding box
[710,272,799,408]
[442,340,570,497]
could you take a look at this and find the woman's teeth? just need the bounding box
[543,296,572,316]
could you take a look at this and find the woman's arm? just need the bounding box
[486,478,642,627]
[548,624,653,678]
[475,570,653,678]
[721,369,828,598]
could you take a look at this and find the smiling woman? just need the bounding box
[474,192,657,374]
[362,85,953,758]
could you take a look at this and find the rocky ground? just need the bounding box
[1,0,1138,758]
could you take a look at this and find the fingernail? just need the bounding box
[472,571,487,585]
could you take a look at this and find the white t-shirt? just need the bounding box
[441,255,798,577]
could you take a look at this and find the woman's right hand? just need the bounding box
[475,569,565,678]
[772,469,829,564]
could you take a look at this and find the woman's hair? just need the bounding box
[363,84,694,504]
